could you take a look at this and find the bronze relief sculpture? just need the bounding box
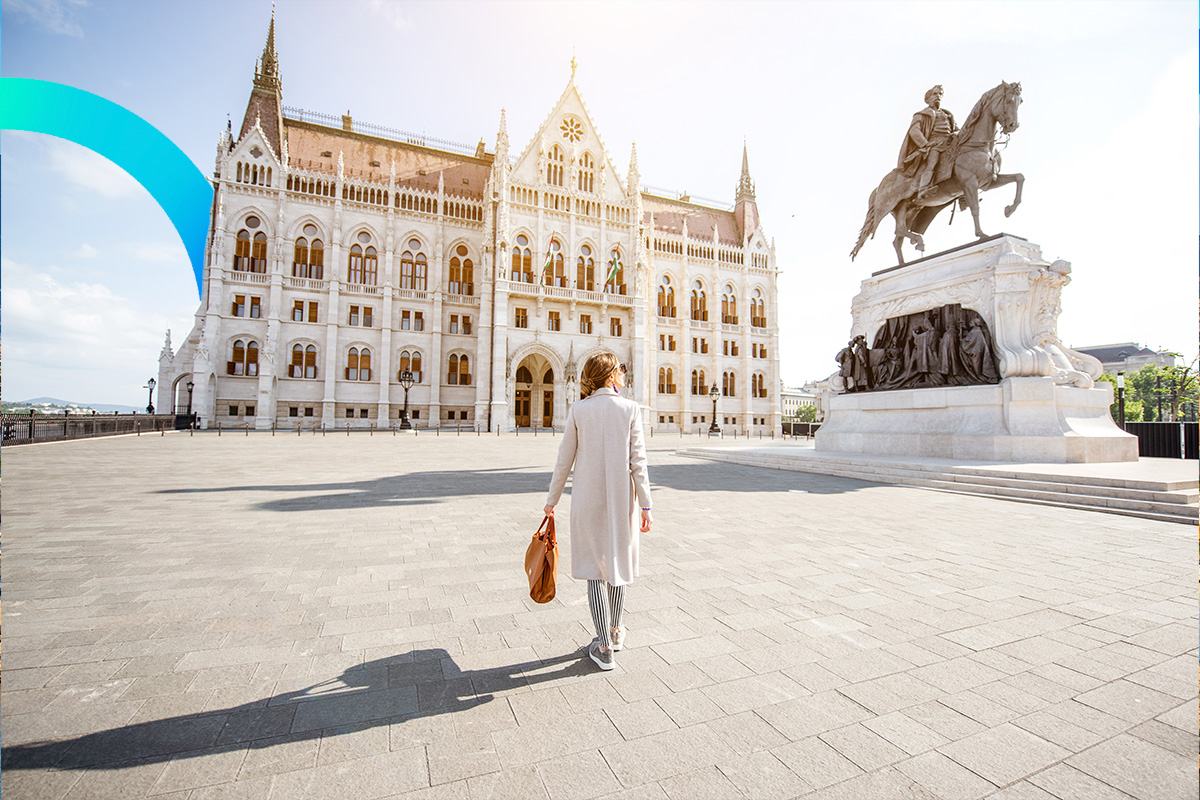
[851,82,1025,265]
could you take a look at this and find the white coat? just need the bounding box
[545,387,652,587]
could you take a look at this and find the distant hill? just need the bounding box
[5,397,142,414]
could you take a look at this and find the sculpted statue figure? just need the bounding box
[899,85,958,203]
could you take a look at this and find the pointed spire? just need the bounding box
[626,142,640,195]
[495,107,509,161]
[736,140,755,202]
[570,51,577,83]
[254,2,281,92]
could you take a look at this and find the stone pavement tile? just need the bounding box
[428,731,502,785]
[692,654,755,683]
[387,779,471,799]
[938,690,1020,727]
[967,648,1033,676]
[799,764,942,800]
[1000,671,1078,705]
[188,665,262,693]
[536,749,619,800]
[910,657,1008,694]
[1074,679,1182,724]
[492,710,622,768]
[1027,763,1138,800]
[938,723,1069,786]
[56,758,169,799]
[600,724,738,787]
[120,672,204,701]
[217,703,299,745]
[598,783,668,800]
[507,689,572,727]
[266,746,429,800]
[5,698,148,750]
[151,744,249,794]
[715,749,810,799]
[972,680,1047,716]
[607,672,673,704]
[1010,709,1107,752]
[46,679,138,710]
[45,660,130,687]
[1123,666,1196,701]
[316,720,391,765]
[239,733,321,779]
[1156,698,1198,734]
[1028,662,1103,693]
[820,723,908,771]
[466,765,549,800]
[604,699,678,741]
[894,751,996,800]
[982,782,1060,800]
[291,686,418,732]
[657,765,742,800]
[653,689,724,728]
[755,690,873,741]
[699,671,805,715]
[770,735,862,790]
[651,662,714,693]
[4,687,67,716]
[649,635,741,666]
[1128,719,1198,759]
[862,710,949,755]
[389,713,456,750]
[781,662,849,694]
[4,665,69,692]
[708,710,789,756]
[557,676,625,713]
[822,650,916,683]
[0,768,82,800]
[994,636,1083,666]
[835,671,942,715]
[176,647,297,673]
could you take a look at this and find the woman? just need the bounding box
[545,353,653,671]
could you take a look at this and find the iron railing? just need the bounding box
[281,107,479,157]
[1,412,178,446]
[1124,422,1199,459]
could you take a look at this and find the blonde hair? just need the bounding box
[579,352,619,399]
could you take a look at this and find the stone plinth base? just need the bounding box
[816,376,1137,463]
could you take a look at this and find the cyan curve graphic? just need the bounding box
[1,78,212,296]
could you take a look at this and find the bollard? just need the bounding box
[245,424,249,436]
[161,422,164,436]
[189,425,194,437]
[347,423,350,437]
[217,422,222,437]
[436,425,440,437]
[272,421,275,436]
[321,424,325,437]
[370,423,374,437]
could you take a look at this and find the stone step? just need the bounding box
[678,449,1198,525]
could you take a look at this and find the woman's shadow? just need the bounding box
[4,646,596,771]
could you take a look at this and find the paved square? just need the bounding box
[2,432,1195,799]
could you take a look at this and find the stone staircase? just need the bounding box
[678,446,1199,525]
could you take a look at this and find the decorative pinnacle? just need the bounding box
[736,140,755,202]
[570,51,577,82]
[254,3,281,91]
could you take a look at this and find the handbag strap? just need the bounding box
[535,514,557,549]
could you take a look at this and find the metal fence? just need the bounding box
[1124,422,1199,459]
[1,412,178,446]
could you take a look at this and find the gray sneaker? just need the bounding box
[588,641,615,671]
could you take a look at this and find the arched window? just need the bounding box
[516,365,532,383]
[691,369,707,396]
[690,280,708,322]
[605,248,626,295]
[577,152,595,193]
[657,367,676,394]
[547,144,564,186]
[723,371,737,397]
[347,244,364,284]
[448,244,474,295]
[291,343,318,379]
[364,246,378,285]
[576,244,595,291]
[401,238,427,290]
[234,230,252,271]
[448,354,471,386]
[752,372,768,398]
[751,287,767,328]
[511,234,533,283]
[398,349,424,383]
[658,276,676,317]
[227,339,259,376]
[722,285,738,324]
[544,239,565,287]
[345,347,372,381]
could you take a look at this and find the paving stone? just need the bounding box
[657,765,742,800]
[1027,763,1138,800]
[465,765,549,800]
[604,698,678,740]
[600,724,737,787]
[1066,733,1196,800]
[893,751,996,800]
[770,735,863,789]
[820,723,908,771]
[266,746,429,799]
[939,723,1069,786]
[862,711,949,755]
[715,749,810,799]
[536,749,619,800]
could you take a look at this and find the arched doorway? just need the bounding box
[514,353,555,428]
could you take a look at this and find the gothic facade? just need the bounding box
[159,13,782,433]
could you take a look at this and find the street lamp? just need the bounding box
[1155,373,1163,421]
[186,379,195,423]
[144,377,156,414]
[398,369,415,430]
[708,383,720,435]
[1116,372,1126,429]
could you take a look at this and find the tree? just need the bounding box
[1124,357,1199,422]
[791,404,818,423]
[1098,373,1144,422]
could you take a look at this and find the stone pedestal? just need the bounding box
[816,235,1137,463]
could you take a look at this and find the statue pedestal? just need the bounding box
[816,235,1137,463]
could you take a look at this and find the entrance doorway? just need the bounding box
[514,354,554,429]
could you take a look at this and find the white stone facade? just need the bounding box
[158,18,781,433]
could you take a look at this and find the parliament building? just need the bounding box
[159,11,782,433]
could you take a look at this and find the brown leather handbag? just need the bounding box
[524,515,558,603]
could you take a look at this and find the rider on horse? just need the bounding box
[899,85,958,202]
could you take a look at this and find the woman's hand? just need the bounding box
[640,509,653,533]
[544,504,555,518]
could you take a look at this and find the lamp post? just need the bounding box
[144,377,156,414]
[1155,373,1163,421]
[186,380,195,425]
[708,383,720,435]
[398,369,415,430]
[1116,372,1126,429]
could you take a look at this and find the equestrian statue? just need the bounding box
[851,82,1024,265]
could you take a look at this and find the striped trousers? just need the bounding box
[586,580,626,649]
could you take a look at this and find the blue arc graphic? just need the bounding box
[1,77,213,296]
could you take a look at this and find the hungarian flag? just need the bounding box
[541,250,554,282]
[605,253,621,286]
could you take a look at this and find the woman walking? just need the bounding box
[545,353,653,671]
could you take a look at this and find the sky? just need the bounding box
[2,0,1196,405]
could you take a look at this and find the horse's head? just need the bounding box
[995,81,1022,134]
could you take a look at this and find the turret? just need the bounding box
[734,141,759,241]
[237,5,284,156]
[626,142,640,197]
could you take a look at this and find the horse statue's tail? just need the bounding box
[850,188,880,261]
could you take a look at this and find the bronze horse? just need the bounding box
[851,81,1024,265]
